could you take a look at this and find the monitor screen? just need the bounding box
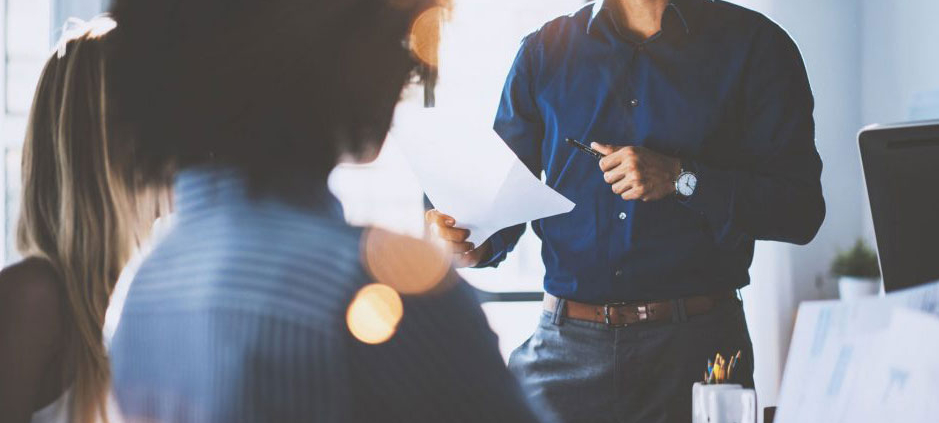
[860,121,939,292]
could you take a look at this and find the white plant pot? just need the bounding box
[837,276,881,300]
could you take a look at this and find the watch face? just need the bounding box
[677,172,697,197]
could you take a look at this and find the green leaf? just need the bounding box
[830,239,880,278]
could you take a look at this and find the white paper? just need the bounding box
[844,310,939,422]
[775,281,939,423]
[391,106,575,245]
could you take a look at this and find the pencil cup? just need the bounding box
[692,382,756,423]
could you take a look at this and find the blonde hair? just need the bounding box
[17,16,165,423]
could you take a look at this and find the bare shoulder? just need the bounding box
[359,228,456,295]
[0,257,66,334]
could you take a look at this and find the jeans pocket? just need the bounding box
[508,336,530,369]
[508,324,542,376]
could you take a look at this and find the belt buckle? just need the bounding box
[603,302,652,326]
[603,302,630,327]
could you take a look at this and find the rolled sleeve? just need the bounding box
[473,225,523,269]
[678,24,825,247]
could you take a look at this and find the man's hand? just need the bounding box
[424,209,491,268]
[592,143,682,202]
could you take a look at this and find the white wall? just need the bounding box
[859,0,939,239]
[860,0,939,126]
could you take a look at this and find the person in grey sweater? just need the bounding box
[105,0,549,422]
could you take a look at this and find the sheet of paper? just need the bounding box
[775,281,939,423]
[842,310,939,423]
[391,106,574,245]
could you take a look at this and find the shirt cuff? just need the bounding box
[678,160,741,245]
[473,232,508,268]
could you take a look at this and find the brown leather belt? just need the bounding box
[543,291,737,327]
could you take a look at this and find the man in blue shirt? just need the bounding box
[427,0,825,421]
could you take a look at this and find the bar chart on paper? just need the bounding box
[775,282,939,423]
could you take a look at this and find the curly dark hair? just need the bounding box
[108,0,441,194]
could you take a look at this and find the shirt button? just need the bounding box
[629,98,640,108]
[618,212,627,220]
[614,269,623,277]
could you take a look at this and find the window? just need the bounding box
[329,0,584,358]
[1,0,51,264]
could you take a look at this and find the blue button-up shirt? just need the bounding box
[483,0,825,303]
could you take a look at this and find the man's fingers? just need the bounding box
[611,178,634,195]
[598,154,622,172]
[454,247,485,268]
[424,209,456,227]
[594,143,624,172]
[603,170,625,185]
[599,149,638,172]
[449,241,476,254]
[621,182,661,201]
[437,225,471,242]
[590,142,616,156]
[424,209,440,224]
[620,187,643,201]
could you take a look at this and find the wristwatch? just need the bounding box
[674,166,697,199]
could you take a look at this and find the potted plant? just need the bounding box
[831,239,882,299]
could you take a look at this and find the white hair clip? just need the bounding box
[56,17,87,58]
[54,15,116,59]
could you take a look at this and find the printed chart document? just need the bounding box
[775,281,939,423]
[844,310,939,422]
[392,107,575,245]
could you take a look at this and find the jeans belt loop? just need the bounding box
[552,297,566,326]
[675,298,689,322]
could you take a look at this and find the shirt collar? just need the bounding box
[173,165,344,221]
[587,0,700,37]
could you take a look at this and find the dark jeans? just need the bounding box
[508,297,755,423]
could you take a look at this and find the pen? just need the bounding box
[730,350,742,381]
[565,138,606,160]
[727,356,736,381]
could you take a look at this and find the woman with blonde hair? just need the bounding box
[0,17,161,423]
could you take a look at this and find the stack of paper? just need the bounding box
[391,107,574,245]
[775,281,939,423]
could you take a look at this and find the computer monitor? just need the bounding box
[859,120,939,292]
